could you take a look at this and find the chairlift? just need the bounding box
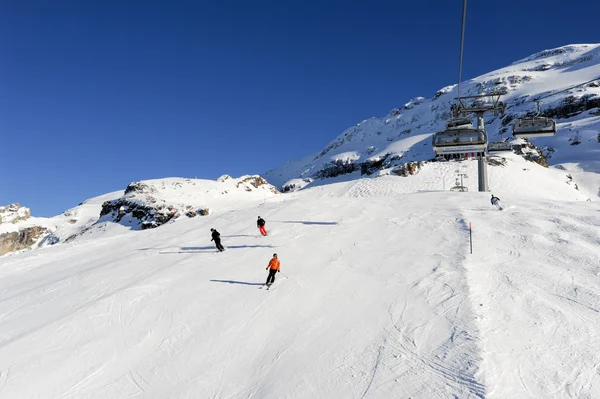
[432,120,488,156]
[512,100,556,138]
[488,141,513,152]
[446,117,473,129]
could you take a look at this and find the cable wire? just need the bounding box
[456,0,467,99]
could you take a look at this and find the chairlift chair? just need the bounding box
[512,117,556,138]
[432,121,488,156]
[512,100,557,138]
[487,141,513,152]
[446,117,473,129]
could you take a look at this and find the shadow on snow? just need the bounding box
[158,245,274,254]
[277,221,338,225]
[210,280,264,286]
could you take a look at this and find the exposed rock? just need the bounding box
[0,226,49,256]
[282,183,296,192]
[236,176,280,193]
[313,160,360,179]
[100,199,176,229]
[217,175,233,182]
[185,208,210,218]
[487,157,508,167]
[525,152,548,167]
[391,161,424,177]
[124,182,156,195]
[433,87,452,99]
[38,233,60,246]
[541,95,600,119]
[0,203,31,224]
[360,153,402,176]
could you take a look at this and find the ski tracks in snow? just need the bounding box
[359,209,486,398]
[464,203,600,398]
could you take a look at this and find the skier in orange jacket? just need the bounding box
[265,253,280,286]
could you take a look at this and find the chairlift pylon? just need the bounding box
[512,100,556,138]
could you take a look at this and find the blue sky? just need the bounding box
[2,0,598,216]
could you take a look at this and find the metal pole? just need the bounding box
[476,113,489,192]
[469,222,473,254]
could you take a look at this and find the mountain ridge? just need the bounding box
[264,43,600,190]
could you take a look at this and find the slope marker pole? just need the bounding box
[469,222,473,254]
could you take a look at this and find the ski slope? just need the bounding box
[1,159,599,398]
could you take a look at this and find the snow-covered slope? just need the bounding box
[265,44,600,190]
[0,176,279,256]
[1,164,599,398]
[2,44,600,399]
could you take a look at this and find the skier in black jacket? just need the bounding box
[210,228,225,252]
[490,194,502,210]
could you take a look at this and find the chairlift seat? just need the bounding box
[446,118,473,129]
[432,126,488,156]
[488,141,513,152]
[512,117,556,138]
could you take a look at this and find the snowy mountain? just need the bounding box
[265,44,600,191]
[0,175,279,256]
[1,44,600,399]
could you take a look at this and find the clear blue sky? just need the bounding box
[1,0,597,216]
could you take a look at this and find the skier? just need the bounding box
[265,253,280,287]
[210,228,225,252]
[257,216,268,236]
[490,194,503,210]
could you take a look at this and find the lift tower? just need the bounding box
[453,93,506,192]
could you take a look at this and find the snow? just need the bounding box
[265,43,600,190]
[0,191,122,238]
[1,43,600,399]
[1,158,600,398]
[0,176,280,252]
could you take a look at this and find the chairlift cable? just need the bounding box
[456,0,467,100]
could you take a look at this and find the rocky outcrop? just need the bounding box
[236,176,280,193]
[185,207,210,218]
[541,95,600,120]
[100,198,180,230]
[0,203,31,224]
[391,161,425,177]
[0,226,48,256]
[514,142,549,167]
[313,160,360,179]
[217,175,234,182]
[124,182,156,195]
